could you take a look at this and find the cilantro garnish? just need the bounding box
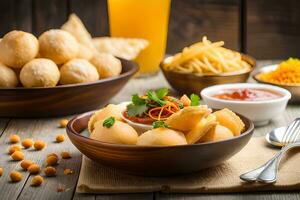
[155,88,169,99]
[147,90,166,106]
[190,94,200,106]
[127,103,147,117]
[103,117,115,128]
[152,121,169,129]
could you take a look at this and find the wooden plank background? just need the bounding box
[0,0,299,59]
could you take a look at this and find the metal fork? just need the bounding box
[240,118,300,183]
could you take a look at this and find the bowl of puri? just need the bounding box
[67,88,254,176]
[253,58,300,103]
[0,14,149,117]
[160,36,256,95]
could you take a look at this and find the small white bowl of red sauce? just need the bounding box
[201,83,291,126]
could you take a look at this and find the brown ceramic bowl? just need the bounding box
[160,54,256,95]
[67,111,254,176]
[0,58,138,118]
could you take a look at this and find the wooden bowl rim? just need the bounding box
[160,53,257,78]
[0,58,138,91]
[67,110,254,150]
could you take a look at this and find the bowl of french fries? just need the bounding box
[160,37,256,95]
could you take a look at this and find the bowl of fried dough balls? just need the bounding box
[67,91,254,176]
[0,14,147,117]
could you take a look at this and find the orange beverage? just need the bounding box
[108,0,171,76]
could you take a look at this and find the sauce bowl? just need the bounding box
[201,83,291,126]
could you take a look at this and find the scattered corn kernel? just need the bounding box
[9,134,20,143]
[8,145,22,154]
[11,151,24,161]
[46,155,58,166]
[64,168,74,175]
[27,164,40,174]
[55,134,65,143]
[20,160,34,170]
[0,167,3,177]
[21,138,34,149]
[59,119,68,128]
[34,140,46,150]
[10,171,22,182]
[31,175,44,187]
[44,166,56,177]
[61,151,71,159]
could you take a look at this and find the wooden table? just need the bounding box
[0,60,299,200]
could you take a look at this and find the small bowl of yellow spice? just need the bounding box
[253,58,300,103]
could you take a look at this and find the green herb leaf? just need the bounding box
[147,90,166,106]
[131,94,145,105]
[155,88,169,99]
[103,117,115,128]
[190,94,200,106]
[167,96,184,109]
[152,121,169,129]
[127,103,148,117]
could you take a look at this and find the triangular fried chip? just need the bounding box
[92,37,149,60]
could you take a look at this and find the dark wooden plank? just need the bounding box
[156,192,300,200]
[0,117,81,200]
[167,0,240,54]
[246,0,300,59]
[69,0,109,37]
[33,0,68,35]
[0,1,15,37]
[0,119,10,135]
[14,0,32,32]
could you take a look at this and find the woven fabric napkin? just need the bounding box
[77,137,300,194]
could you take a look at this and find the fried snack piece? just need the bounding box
[61,151,72,159]
[39,29,79,64]
[28,164,40,174]
[165,105,212,132]
[46,155,58,166]
[44,166,56,176]
[77,44,93,60]
[61,14,96,53]
[56,134,65,143]
[59,119,69,128]
[59,59,99,85]
[90,120,138,145]
[10,171,22,182]
[0,64,18,87]
[0,167,3,177]
[21,160,34,170]
[214,108,245,136]
[8,145,22,154]
[11,151,24,161]
[0,30,38,68]
[90,53,122,78]
[186,114,218,144]
[137,128,187,146]
[20,58,60,88]
[34,140,46,150]
[31,175,43,186]
[92,37,149,60]
[22,138,34,149]
[200,125,234,142]
[9,134,20,143]
[88,103,127,132]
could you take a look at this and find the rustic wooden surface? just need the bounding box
[0,60,300,200]
[0,0,300,58]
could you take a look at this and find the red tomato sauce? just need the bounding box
[123,111,154,125]
[212,88,283,101]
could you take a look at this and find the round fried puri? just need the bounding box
[137,128,187,146]
[38,29,79,64]
[88,103,127,132]
[90,53,122,78]
[0,63,18,87]
[90,120,138,145]
[59,59,99,85]
[214,108,245,136]
[0,30,39,68]
[199,125,234,142]
[20,58,60,88]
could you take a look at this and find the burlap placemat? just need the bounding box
[77,137,300,193]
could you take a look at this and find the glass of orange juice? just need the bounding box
[108,0,171,76]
